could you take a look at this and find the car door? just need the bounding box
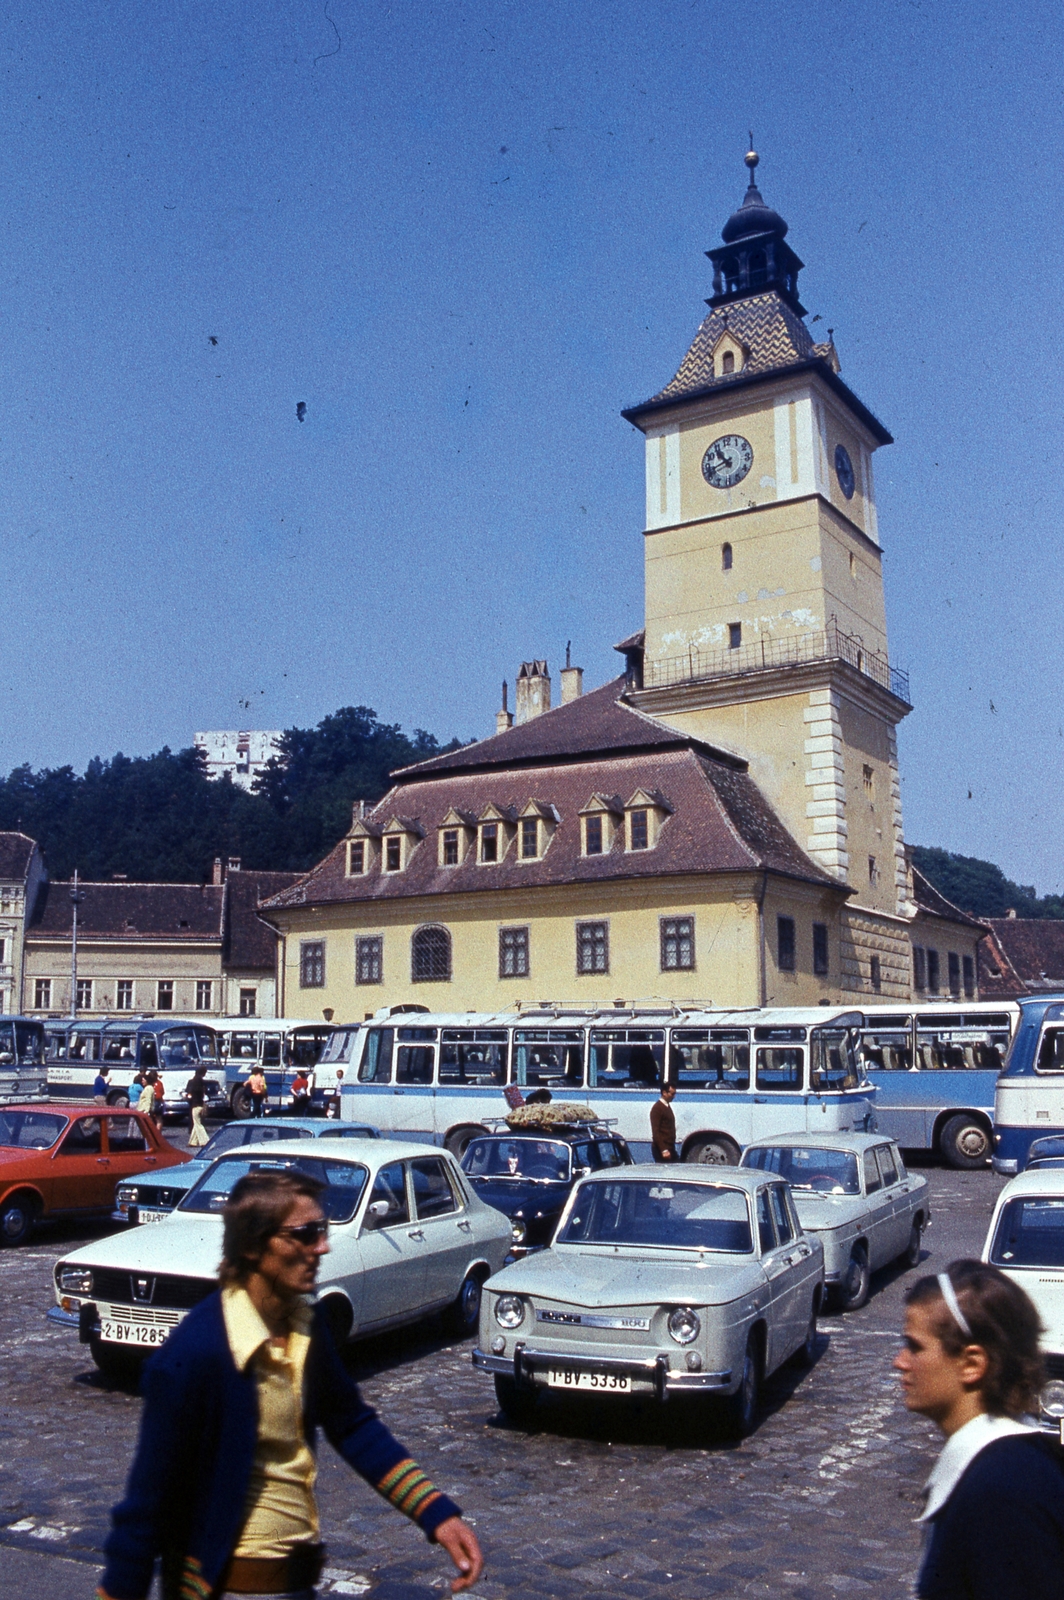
[873,1143,910,1256]
[353,1160,426,1326]
[861,1147,896,1269]
[409,1155,471,1305]
[755,1187,797,1370]
[766,1182,808,1354]
[48,1115,112,1211]
[101,1113,163,1187]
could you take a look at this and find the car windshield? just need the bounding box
[990,1197,1064,1268]
[180,1154,368,1224]
[742,1145,861,1195]
[204,1124,312,1157]
[0,1110,68,1149]
[462,1138,571,1181]
[558,1179,753,1253]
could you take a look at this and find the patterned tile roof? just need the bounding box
[645,292,816,407]
[28,880,226,940]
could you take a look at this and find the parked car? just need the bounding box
[112,1116,382,1223]
[1023,1136,1064,1170]
[460,1121,634,1256]
[473,1164,824,1436]
[740,1132,931,1310]
[982,1167,1064,1435]
[0,1103,188,1246]
[49,1138,511,1378]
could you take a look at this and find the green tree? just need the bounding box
[912,845,1064,921]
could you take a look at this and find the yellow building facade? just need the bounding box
[262,152,984,1019]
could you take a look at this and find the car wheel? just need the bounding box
[230,1085,252,1119]
[792,1302,818,1368]
[902,1218,923,1268]
[721,1333,761,1437]
[444,1126,486,1159]
[442,1270,483,1337]
[89,1336,141,1383]
[494,1373,538,1427]
[0,1193,37,1246]
[685,1135,740,1166]
[106,1090,130,1108]
[837,1244,871,1311]
[939,1115,990,1170]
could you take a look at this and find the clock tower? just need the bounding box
[622,150,914,994]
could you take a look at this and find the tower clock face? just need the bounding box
[834,443,856,499]
[702,434,753,489]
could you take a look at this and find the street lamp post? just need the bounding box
[69,871,84,1019]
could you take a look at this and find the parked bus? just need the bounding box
[0,1016,47,1101]
[218,1019,335,1116]
[857,1002,1019,1168]
[47,1018,226,1115]
[992,996,1064,1173]
[334,1003,874,1162]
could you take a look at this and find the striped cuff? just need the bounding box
[376,1458,444,1525]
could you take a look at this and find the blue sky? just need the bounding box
[1,0,1061,889]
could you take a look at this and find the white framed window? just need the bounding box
[75,979,93,1010]
[348,839,366,875]
[239,987,257,1016]
[34,979,52,1009]
[116,980,134,1011]
[196,981,213,1011]
[157,981,175,1011]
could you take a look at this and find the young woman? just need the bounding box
[895,1259,1064,1600]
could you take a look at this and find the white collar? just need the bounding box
[920,1412,1034,1521]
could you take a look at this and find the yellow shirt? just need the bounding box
[222,1285,320,1559]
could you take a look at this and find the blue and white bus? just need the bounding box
[219,1019,335,1116]
[857,1002,1018,1168]
[0,1016,47,1100]
[334,1003,875,1162]
[47,1018,226,1115]
[992,996,1064,1174]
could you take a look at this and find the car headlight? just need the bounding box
[511,1219,527,1244]
[59,1267,93,1295]
[667,1306,701,1345]
[1041,1380,1064,1418]
[116,1185,137,1203]
[494,1294,526,1329]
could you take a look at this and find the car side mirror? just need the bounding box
[368,1199,391,1218]
[574,1166,591,1178]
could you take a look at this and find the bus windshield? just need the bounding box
[320,1028,360,1065]
[810,1029,860,1092]
[558,1179,753,1253]
[0,1021,46,1065]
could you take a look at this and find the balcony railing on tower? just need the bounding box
[644,618,910,704]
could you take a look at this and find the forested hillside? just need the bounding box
[912,846,1064,921]
[0,707,459,881]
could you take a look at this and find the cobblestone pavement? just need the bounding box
[0,1155,1006,1600]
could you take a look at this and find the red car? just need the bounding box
[0,1104,189,1245]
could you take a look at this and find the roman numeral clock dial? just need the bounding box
[702,434,753,489]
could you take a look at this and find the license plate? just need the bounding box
[547,1368,630,1392]
[100,1319,169,1347]
[136,1208,169,1225]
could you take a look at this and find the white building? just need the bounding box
[194,730,283,791]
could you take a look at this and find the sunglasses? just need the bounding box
[277,1220,329,1246]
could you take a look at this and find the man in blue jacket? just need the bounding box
[97,1169,483,1600]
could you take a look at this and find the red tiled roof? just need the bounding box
[223,870,302,970]
[261,745,841,912]
[28,881,225,940]
[0,832,38,882]
[980,918,1064,996]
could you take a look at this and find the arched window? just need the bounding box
[721,350,735,374]
[723,257,740,293]
[722,542,733,571]
[412,925,451,982]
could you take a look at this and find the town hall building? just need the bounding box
[261,152,984,1020]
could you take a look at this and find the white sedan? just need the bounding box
[982,1166,1064,1435]
[49,1138,511,1378]
[473,1165,824,1437]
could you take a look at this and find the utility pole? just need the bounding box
[69,871,84,1019]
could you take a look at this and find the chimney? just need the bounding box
[228,856,242,875]
[352,799,368,827]
[514,660,551,725]
[560,640,583,704]
[495,679,514,736]
[212,857,223,886]
[1006,907,1017,919]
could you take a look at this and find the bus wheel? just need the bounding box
[940,1115,990,1170]
[106,1090,130,1108]
[444,1126,486,1159]
[685,1135,740,1166]
[230,1085,252,1119]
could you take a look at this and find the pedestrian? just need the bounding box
[151,1069,165,1130]
[650,1081,678,1162]
[135,1072,156,1117]
[894,1258,1064,1600]
[185,1065,211,1148]
[248,1065,268,1118]
[327,1068,344,1120]
[289,1067,311,1117]
[93,1065,111,1105]
[95,1169,483,1600]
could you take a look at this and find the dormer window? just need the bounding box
[437,808,477,868]
[585,816,603,856]
[480,823,498,863]
[386,837,402,872]
[521,817,538,858]
[476,803,516,864]
[721,350,734,373]
[347,819,382,875]
[629,810,649,851]
[348,840,365,875]
[579,795,622,856]
[442,830,459,866]
[516,800,557,863]
[623,788,672,852]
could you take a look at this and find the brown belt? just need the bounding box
[221,1543,326,1594]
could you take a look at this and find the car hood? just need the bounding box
[134,1162,207,1191]
[467,1176,569,1219]
[487,1246,764,1307]
[59,1212,224,1275]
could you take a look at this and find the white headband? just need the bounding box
[938,1272,973,1339]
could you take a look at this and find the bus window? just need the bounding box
[193,1028,218,1061]
[810,1029,860,1092]
[755,1048,803,1091]
[228,1033,258,1060]
[396,1046,434,1085]
[289,1028,331,1068]
[321,1028,360,1065]
[860,1031,912,1071]
[1037,1029,1064,1074]
[68,1032,100,1063]
[670,1030,750,1091]
[104,1032,135,1061]
[588,1031,665,1090]
[440,1030,507,1086]
[160,1028,196,1067]
[359,1029,394,1084]
[262,1037,282,1066]
[139,1035,159,1068]
[513,1030,584,1089]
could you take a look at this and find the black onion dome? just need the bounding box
[721,150,788,242]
